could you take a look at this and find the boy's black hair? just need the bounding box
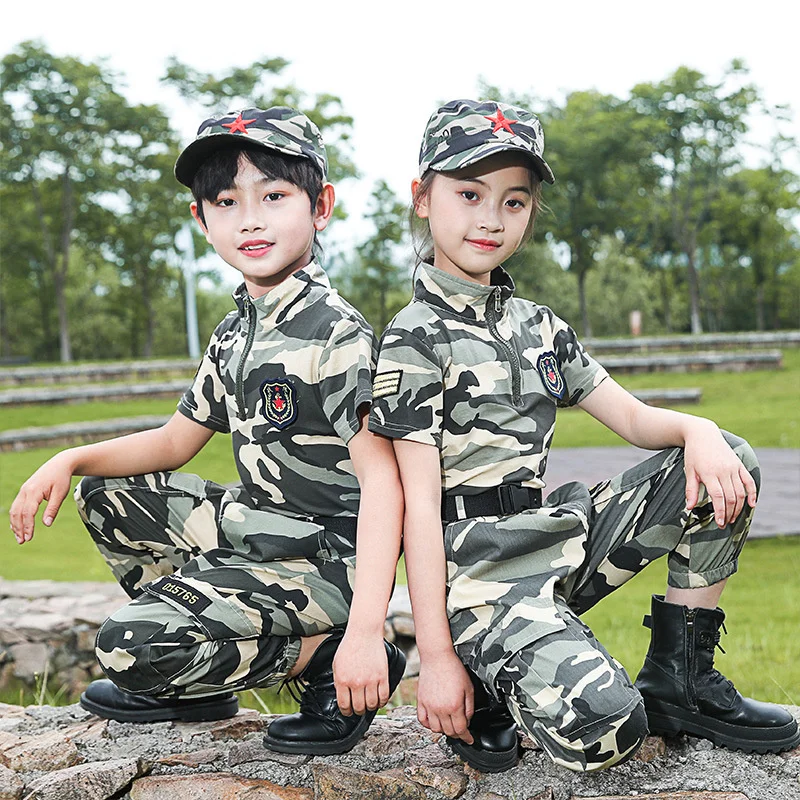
[191,144,324,227]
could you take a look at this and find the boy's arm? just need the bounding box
[390,438,474,744]
[332,415,403,716]
[578,377,757,526]
[10,412,214,543]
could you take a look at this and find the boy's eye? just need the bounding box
[215,198,235,207]
[265,192,284,201]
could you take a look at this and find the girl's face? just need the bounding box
[413,152,535,286]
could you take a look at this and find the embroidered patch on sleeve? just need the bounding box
[373,370,403,399]
[149,577,212,615]
[537,352,567,400]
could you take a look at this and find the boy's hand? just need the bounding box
[416,650,474,744]
[684,423,758,528]
[333,631,389,717]
[9,452,75,544]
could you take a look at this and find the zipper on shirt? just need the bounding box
[486,287,522,406]
[235,298,256,420]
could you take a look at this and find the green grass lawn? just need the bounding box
[1,348,798,705]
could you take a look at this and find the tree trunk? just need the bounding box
[661,271,673,333]
[141,268,154,358]
[755,283,765,332]
[577,268,592,338]
[685,248,703,335]
[55,171,74,362]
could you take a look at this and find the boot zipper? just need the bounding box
[235,299,256,421]
[486,287,522,406]
[685,608,699,710]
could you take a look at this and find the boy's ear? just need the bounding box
[190,202,211,241]
[313,183,336,232]
[411,177,429,219]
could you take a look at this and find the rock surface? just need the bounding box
[0,702,798,800]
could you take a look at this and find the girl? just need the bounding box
[368,98,799,772]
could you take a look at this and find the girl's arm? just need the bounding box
[332,417,404,716]
[578,378,757,526]
[10,411,214,543]
[392,438,474,744]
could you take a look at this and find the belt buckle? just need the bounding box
[498,484,530,515]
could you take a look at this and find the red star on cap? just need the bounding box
[484,108,517,134]
[222,113,256,134]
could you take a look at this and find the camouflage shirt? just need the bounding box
[368,263,607,495]
[179,262,374,518]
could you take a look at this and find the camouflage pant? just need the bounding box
[75,472,356,698]
[446,432,759,772]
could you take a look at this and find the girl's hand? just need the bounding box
[416,651,474,743]
[683,422,758,528]
[333,631,389,717]
[9,452,75,544]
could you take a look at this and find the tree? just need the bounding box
[337,181,410,332]
[629,63,760,333]
[1,41,145,361]
[715,164,800,330]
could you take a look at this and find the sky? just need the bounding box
[4,0,798,271]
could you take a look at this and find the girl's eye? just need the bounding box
[507,198,527,209]
[460,190,479,201]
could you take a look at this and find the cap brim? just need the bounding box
[429,141,555,185]
[174,133,309,188]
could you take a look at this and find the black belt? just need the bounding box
[441,485,542,522]
[311,516,357,536]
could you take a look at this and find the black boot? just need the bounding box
[446,669,519,773]
[263,630,407,755]
[79,679,238,722]
[634,595,800,753]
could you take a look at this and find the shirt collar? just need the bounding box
[415,262,515,322]
[232,261,330,323]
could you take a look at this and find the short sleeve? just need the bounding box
[317,317,375,444]
[177,326,231,433]
[368,325,444,446]
[549,312,608,407]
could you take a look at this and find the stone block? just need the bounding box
[130,773,312,799]
[403,764,468,798]
[0,729,79,772]
[228,738,309,768]
[8,643,49,680]
[23,757,144,800]
[158,748,222,767]
[635,734,667,763]
[208,709,265,739]
[0,764,23,800]
[312,764,427,799]
[571,794,749,800]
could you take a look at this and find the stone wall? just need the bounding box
[0,701,798,800]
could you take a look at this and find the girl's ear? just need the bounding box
[313,183,336,232]
[411,177,429,219]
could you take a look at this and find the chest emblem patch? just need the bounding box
[260,379,298,429]
[537,352,566,400]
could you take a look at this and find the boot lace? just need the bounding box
[700,621,736,697]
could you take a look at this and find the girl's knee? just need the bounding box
[720,431,761,490]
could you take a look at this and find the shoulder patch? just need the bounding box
[149,577,212,615]
[373,370,403,399]
[260,379,298,429]
[537,352,566,400]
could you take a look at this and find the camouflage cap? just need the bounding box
[419,99,555,184]
[175,106,327,187]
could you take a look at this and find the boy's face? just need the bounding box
[191,156,333,298]
[414,152,534,286]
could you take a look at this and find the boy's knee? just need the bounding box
[95,597,200,695]
[74,475,107,515]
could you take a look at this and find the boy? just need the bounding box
[9,107,405,755]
